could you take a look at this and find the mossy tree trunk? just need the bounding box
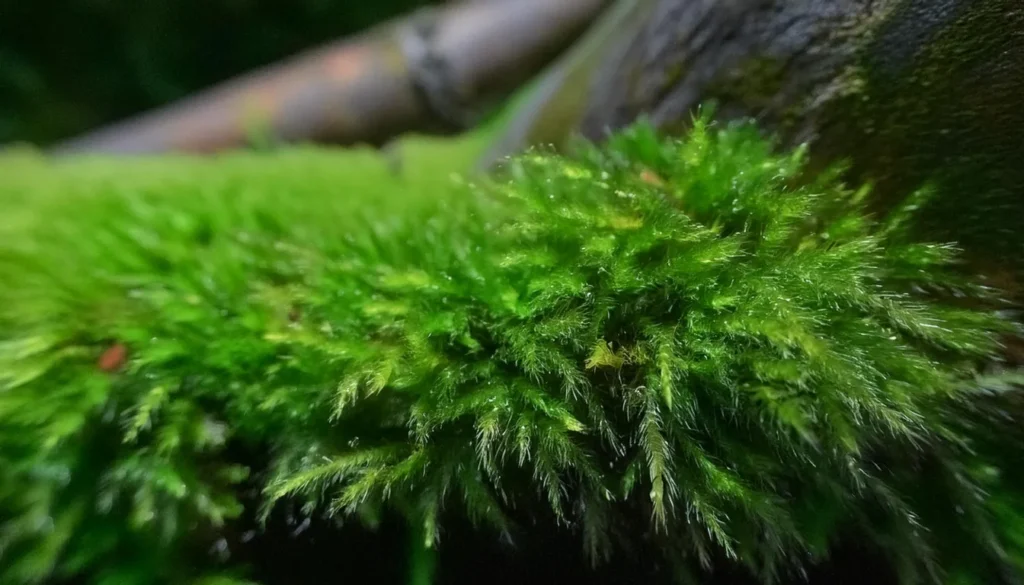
[488,0,1024,300]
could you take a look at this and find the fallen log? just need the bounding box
[53,0,607,154]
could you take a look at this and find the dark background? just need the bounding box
[0,0,438,146]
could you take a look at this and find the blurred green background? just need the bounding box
[0,0,438,146]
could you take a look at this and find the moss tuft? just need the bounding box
[0,114,1020,584]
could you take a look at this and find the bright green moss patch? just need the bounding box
[0,116,1020,584]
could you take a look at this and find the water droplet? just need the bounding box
[35,516,55,534]
[291,517,311,537]
[210,538,230,560]
[97,493,115,514]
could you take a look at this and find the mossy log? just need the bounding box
[487,0,1024,299]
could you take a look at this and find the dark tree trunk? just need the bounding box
[488,0,1024,294]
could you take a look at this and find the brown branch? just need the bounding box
[53,0,608,155]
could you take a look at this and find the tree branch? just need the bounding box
[53,0,608,155]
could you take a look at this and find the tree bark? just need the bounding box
[487,0,1024,293]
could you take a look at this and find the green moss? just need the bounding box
[0,116,1020,584]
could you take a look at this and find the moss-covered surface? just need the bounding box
[1,116,1022,584]
[493,0,1024,307]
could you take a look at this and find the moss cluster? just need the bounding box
[0,116,1020,584]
